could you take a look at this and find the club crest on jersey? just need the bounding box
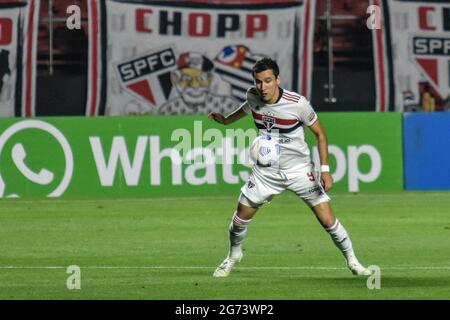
[262,115,275,131]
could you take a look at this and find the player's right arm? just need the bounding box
[208,106,247,125]
[209,89,255,125]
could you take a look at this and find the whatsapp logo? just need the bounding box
[0,120,73,198]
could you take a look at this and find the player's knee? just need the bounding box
[237,193,260,220]
[312,202,335,228]
[321,216,336,229]
[236,203,257,220]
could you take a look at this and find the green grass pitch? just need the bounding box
[0,191,449,299]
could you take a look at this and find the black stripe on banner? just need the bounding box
[230,84,247,94]
[215,68,255,85]
[237,63,253,74]
[0,3,26,8]
[444,8,450,33]
[244,56,258,65]
[382,0,395,111]
[98,0,108,115]
[254,121,303,133]
[448,60,450,90]
[110,0,304,10]
[15,12,23,117]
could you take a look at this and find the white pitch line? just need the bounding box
[0,266,449,270]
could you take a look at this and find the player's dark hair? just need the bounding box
[252,57,280,78]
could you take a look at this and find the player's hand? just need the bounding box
[321,172,333,191]
[208,112,226,125]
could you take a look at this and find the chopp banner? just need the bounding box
[0,0,40,117]
[86,0,316,116]
[0,114,402,198]
[373,0,450,112]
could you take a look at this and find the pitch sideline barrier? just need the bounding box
[403,112,450,190]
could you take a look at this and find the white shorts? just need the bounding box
[240,163,331,208]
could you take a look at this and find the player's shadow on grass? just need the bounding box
[376,276,450,288]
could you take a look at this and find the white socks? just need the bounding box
[325,218,355,262]
[228,211,252,259]
[228,214,357,264]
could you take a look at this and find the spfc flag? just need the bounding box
[373,0,450,112]
[86,0,316,115]
[0,0,40,117]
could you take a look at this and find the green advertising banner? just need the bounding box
[305,113,403,192]
[0,113,402,199]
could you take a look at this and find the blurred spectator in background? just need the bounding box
[52,0,87,72]
[0,50,10,95]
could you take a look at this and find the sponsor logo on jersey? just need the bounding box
[278,135,292,144]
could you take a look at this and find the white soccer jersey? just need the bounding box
[241,87,318,171]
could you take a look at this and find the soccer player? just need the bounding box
[208,57,371,278]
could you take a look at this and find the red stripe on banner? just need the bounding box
[301,0,311,97]
[416,58,438,85]
[127,80,156,105]
[373,0,386,112]
[180,0,303,3]
[89,0,99,116]
[25,0,35,116]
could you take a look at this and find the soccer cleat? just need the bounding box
[347,260,372,276]
[213,252,243,278]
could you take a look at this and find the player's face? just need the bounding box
[254,69,281,104]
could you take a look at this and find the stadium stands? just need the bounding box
[38,0,87,68]
[315,0,372,68]
[31,0,375,114]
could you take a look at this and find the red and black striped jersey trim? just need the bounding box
[251,110,303,133]
[251,110,298,126]
[254,121,303,133]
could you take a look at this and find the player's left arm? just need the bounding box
[308,120,333,191]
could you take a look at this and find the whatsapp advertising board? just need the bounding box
[0,113,402,198]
